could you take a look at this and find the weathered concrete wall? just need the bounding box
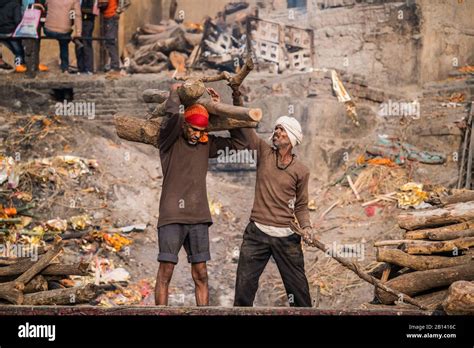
[161,0,261,22]
[417,0,474,84]
[308,1,421,88]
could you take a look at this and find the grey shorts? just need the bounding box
[157,223,211,264]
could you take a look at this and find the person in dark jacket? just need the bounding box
[0,0,26,72]
[75,0,96,74]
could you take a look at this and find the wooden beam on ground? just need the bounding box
[376,248,473,270]
[375,262,474,304]
[404,220,474,240]
[400,237,474,255]
[0,305,435,316]
[397,201,474,230]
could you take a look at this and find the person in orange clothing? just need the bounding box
[102,0,120,72]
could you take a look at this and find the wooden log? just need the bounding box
[23,284,100,305]
[400,237,474,255]
[440,190,474,205]
[414,288,449,311]
[24,275,48,294]
[397,201,474,230]
[135,26,183,46]
[442,280,474,315]
[129,60,168,74]
[41,263,89,276]
[177,79,206,106]
[367,262,403,280]
[142,89,169,104]
[114,116,161,148]
[209,117,258,131]
[426,228,474,241]
[405,220,474,240]
[133,50,168,66]
[0,257,30,266]
[375,262,474,304]
[0,240,62,304]
[199,99,262,122]
[0,259,88,277]
[376,248,473,270]
[114,115,258,148]
[136,33,187,55]
[374,240,414,247]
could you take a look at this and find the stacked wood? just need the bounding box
[372,195,474,311]
[0,239,101,305]
[128,21,197,74]
[127,3,253,74]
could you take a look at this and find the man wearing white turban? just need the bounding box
[234,115,313,307]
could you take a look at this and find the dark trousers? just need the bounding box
[234,222,312,307]
[44,28,71,71]
[75,18,95,73]
[0,39,25,65]
[104,17,120,70]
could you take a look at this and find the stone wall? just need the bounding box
[308,1,421,87]
[417,0,474,85]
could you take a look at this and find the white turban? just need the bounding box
[271,116,303,148]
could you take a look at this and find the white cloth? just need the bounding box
[254,222,294,238]
[271,116,303,148]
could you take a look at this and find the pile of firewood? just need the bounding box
[0,239,103,305]
[371,190,474,314]
[127,20,203,74]
[126,2,254,74]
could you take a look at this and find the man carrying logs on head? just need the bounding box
[154,83,252,306]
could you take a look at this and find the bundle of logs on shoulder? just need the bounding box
[114,57,262,148]
[0,238,104,305]
[370,190,474,314]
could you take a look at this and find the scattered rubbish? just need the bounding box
[118,224,147,233]
[209,199,222,216]
[101,267,130,283]
[0,157,19,189]
[366,135,445,165]
[46,218,68,232]
[396,182,430,209]
[69,215,92,230]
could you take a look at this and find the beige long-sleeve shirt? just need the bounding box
[243,129,311,229]
[45,0,82,36]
